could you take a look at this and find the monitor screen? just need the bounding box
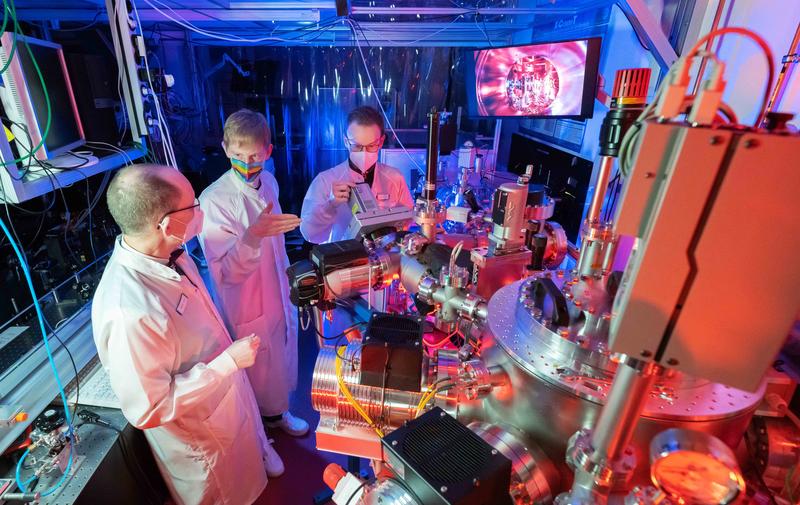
[467,38,601,119]
[17,41,83,155]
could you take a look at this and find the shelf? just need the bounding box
[0,147,146,204]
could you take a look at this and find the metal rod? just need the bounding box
[590,361,658,461]
[691,0,727,96]
[764,21,800,117]
[586,156,614,226]
[313,307,326,349]
[350,7,578,15]
[423,109,440,203]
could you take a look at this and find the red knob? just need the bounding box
[323,463,347,491]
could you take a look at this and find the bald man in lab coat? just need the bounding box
[92,164,282,505]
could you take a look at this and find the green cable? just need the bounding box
[0,0,18,75]
[0,0,52,167]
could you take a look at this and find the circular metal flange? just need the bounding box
[487,280,764,421]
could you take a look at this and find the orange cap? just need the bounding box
[15,412,28,423]
[323,463,347,491]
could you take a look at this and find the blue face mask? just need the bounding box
[231,158,263,182]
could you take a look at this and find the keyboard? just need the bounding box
[70,365,121,409]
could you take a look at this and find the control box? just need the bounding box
[360,313,424,392]
[381,408,513,505]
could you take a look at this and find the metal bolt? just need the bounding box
[440,411,446,417]
[644,172,655,178]
[641,350,652,358]
[472,478,480,487]
[491,449,498,455]
[667,358,679,366]
[709,136,722,145]
[743,138,759,149]
[391,440,397,446]
[440,486,448,493]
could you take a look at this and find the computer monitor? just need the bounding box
[0,33,85,161]
[467,37,601,119]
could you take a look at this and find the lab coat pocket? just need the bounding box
[234,313,280,351]
[203,382,246,452]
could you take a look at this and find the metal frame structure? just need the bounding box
[615,0,678,69]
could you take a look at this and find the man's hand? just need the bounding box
[329,181,355,205]
[225,334,261,369]
[246,202,301,239]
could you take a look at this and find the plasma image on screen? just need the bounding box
[474,40,589,117]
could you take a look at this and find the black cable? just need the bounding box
[344,478,370,505]
[315,320,367,341]
[77,410,162,505]
[54,11,103,32]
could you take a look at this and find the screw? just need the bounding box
[644,172,655,178]
[743,138,759,148]
[440,486,448,493]
[709,136,722,145]
[641,350,652,358]
[392,440,398,446]
[491,449,498,455]
[667,358,679,366]
[440,411,446,417]
[473,478,480,487]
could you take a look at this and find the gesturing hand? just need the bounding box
[247,202,301,238]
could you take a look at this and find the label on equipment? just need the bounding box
[446,206,470,223]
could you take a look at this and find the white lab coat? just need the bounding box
[92,237,269,505]
[300,161,414,244]
[198,169,298,416]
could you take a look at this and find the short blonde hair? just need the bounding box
[223,108,271,147]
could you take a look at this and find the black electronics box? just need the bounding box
[310,239,369,278]
[360,312,424,392]
[382,408,513,505]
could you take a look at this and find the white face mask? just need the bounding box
[165,208,204,245]
[350,150,379,174]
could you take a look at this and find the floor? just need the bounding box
[253,325,351,505]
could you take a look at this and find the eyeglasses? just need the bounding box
[344,135,384,153]
[159,198,200,223]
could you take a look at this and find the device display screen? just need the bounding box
[18,42,82,153]
[468,38,601,119]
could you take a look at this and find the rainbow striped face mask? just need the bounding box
[231,158,263,183]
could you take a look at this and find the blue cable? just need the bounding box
[0,216,75,496]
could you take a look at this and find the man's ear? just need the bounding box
[221,141,229,158]
[265,144,274,160]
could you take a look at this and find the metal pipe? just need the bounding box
[764,21,800,117]
[350,7,578,15]
[313,307,326,348]
[586,156,614,226]
[590,361,659,461]
[423,108,440,203]
[568,243,580,260]
[691,0,727,96]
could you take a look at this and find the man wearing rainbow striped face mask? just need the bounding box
[198,109,308,477]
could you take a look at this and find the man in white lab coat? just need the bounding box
[198,109,308,447]
[300,105,414,244]
[92,164,282,505]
